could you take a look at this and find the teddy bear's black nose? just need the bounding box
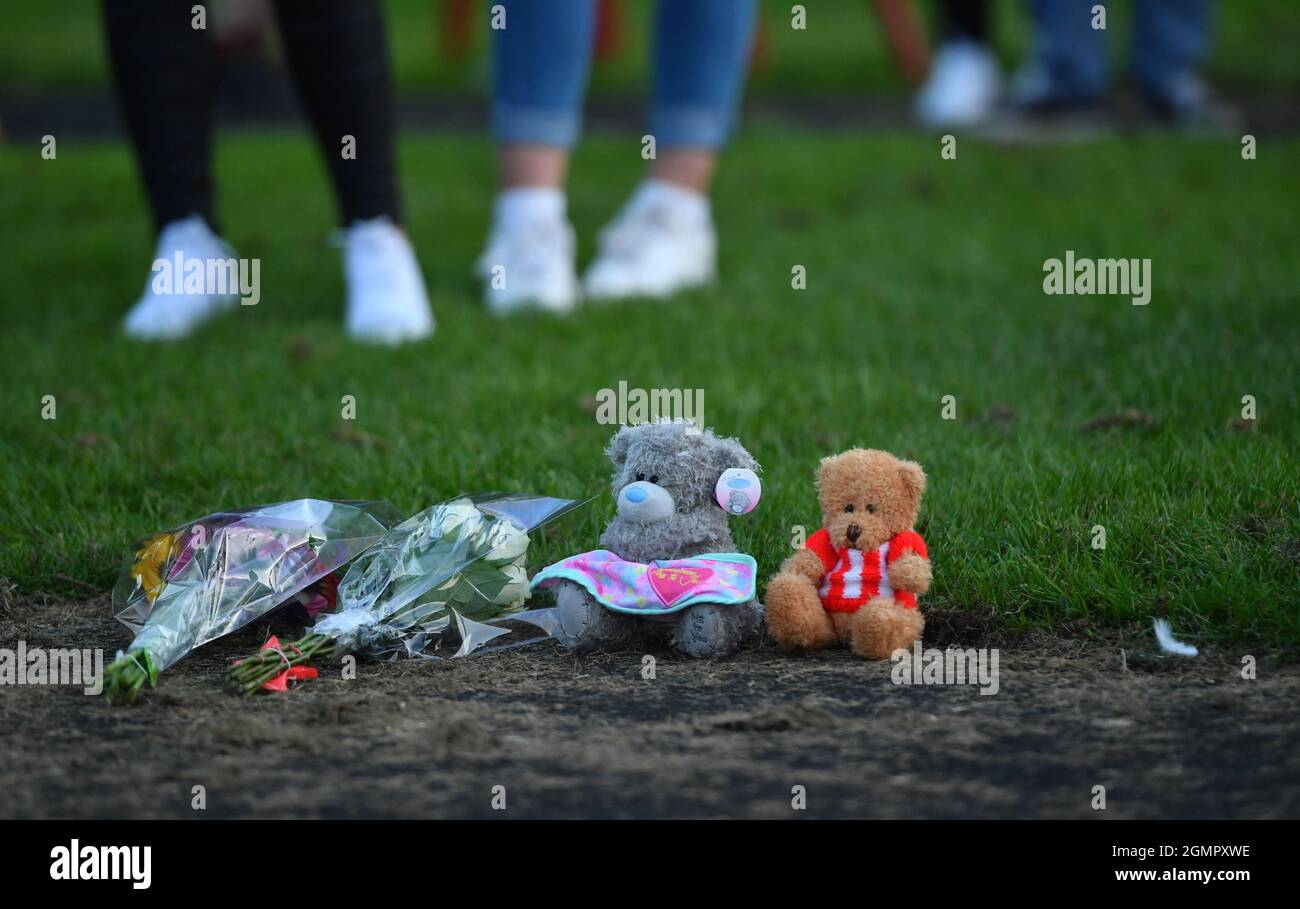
[846,523,861,543]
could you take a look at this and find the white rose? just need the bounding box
[492,563,530,609]
[480,520,529,565]
[433,499,482,542]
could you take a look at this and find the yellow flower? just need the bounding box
[132,532,182,604]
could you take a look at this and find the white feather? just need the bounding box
[1153,618,1198,656]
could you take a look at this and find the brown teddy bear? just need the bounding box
[767,448,931,659]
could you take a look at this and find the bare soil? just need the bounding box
[2,596,1296,819]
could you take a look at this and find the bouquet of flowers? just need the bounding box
[106,499,401,703]
[229,493,582,694]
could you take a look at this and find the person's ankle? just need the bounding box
[493,186,567,230]
[156,212,218,240]
[629,178,710,221]
[647,148,716,193]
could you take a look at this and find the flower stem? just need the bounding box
[229,633,334,696]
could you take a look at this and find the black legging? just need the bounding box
[938,0,989,43]
[102,0,400,233]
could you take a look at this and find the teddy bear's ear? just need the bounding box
[815,450,851,490]
[897,459,927,509]
[606,426,634,469]
[711,435,758,474]
[815,453,837,487]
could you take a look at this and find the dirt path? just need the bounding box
[2,597,1296,819]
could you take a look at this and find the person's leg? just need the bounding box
[583,0,757,301]
[1132,0,1223,121]
[102,0,219,233]
[1133,0,1211,94]
[103,0,241,339]
[914,0,1000,128]
[490,0,596,184]
[1011,0,1108,109]
[941,0,990,43]
[271,0,433,343]
[646,0,757,190]
[479,0,597,314]
[271,0,399,225]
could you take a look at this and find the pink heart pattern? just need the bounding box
[531,550,756,614]
[647,565,716,607]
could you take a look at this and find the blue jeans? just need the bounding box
[491,0,757,150]
[1027,0,1212,104]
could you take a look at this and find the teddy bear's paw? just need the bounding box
[553,582,639,653]
[669,602,757,659]
[888,552,932,596]
[850,596,924,660]
[765,573,837,650]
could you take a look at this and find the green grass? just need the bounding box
[4,0,1300,94]
[1,128,1297,650]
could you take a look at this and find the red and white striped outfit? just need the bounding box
[804,528,927,612]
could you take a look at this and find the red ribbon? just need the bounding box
[232,634,318,692]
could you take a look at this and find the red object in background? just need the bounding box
[441,0,623,61]
[595,0,623,60]
[750,15,771,74]
[869,0,931,85]
[442,0,474,61]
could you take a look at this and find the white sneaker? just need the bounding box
[476,214,579,316]
[583,181,716,301]
[342,217,435,345]
[122,215,240,340]
[914,40,1002,129]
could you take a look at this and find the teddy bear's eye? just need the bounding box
[867,504,877,514]
[635,473,645,481]
[649,475,659,484]
[844,504,854,513]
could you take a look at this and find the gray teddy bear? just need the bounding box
[539,422,765,658]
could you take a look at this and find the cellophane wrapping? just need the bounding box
[112,499,402,671]
[313,493,583,660]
